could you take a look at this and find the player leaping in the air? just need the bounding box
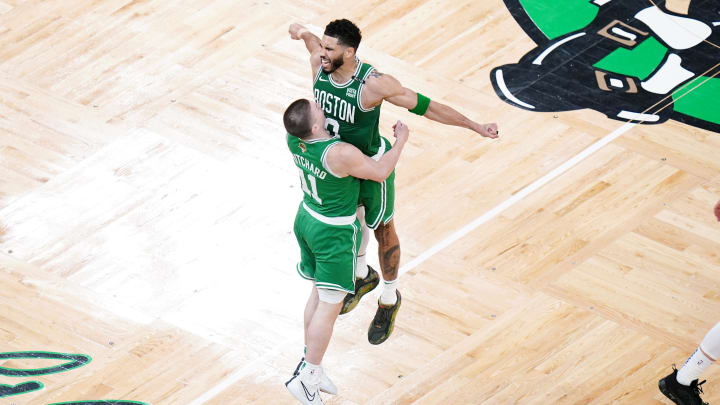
[289,19,499,345]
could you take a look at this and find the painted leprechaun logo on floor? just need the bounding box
[491,0,720,133]
[0,351,149,404]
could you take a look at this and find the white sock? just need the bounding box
[379,279,397,306]
[356,254,369,279]
[300,361,322,386]
[676,321,720,385]
[700,321,720,360]
[355,206,370,280]
[677,348,714,385]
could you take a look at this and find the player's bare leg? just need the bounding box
[287,285,341,401]
[304,286,320,346]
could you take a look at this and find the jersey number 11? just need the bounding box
[297,168,322,204]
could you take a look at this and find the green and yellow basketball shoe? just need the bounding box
[340,266,379,315]
[368,290,401,345]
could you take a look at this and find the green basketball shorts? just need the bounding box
[360,138,395,229]
[293,203,361,293]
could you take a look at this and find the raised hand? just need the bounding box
[392,121,409,144]
[288,23,307,40]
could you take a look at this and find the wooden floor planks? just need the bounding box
[0,0,719,404]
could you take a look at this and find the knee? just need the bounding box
[356,206,366,223]
[374,220,397,240]
[317,288,346,304]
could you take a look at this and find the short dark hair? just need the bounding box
[284,99,313,139]
[324,19,362,50]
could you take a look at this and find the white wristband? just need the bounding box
[296,28,308,37]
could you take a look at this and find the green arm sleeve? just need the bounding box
[409,93,430,116]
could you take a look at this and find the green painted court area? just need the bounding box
[519,0,598,39]
[514,0,719,130]
[673,76,720,125]
[594,37,668,81]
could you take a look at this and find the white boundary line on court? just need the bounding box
[399,121,636,275]
[189,122,636,404]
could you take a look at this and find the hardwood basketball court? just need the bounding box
[1,0,719,403]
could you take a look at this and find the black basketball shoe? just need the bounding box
[659,366,708,405]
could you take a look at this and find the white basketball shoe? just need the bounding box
[291,357,337,395]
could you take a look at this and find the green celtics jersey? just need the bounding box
[287,134,360,219]
[313,58,383,157]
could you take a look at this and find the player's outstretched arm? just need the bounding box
[367,72,499,139]
[289,23,323,76]
[327,121,410,182]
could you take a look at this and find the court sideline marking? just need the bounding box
[399,121,636,274]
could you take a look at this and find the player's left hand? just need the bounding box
[474,122,499,139]
[714,199,720,222]
[289,23,305,40]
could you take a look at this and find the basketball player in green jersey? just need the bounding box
[289,19,499,345]
[284,98,410,404]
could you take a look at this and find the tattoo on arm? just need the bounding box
[369,70,384,79]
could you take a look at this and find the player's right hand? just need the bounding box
[475,122,499,139]
[289,23,305,40]
[392,121,409,144]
